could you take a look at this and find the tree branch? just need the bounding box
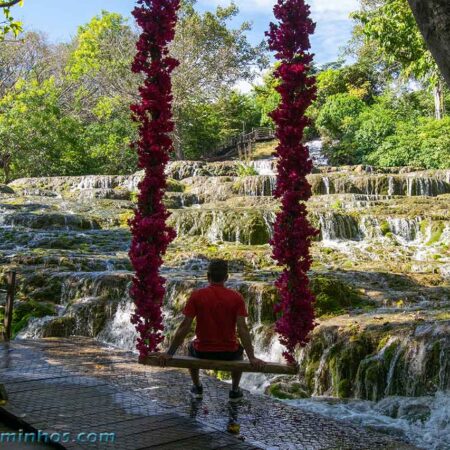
[0,1,22,7]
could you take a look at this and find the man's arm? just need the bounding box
[237,316,265,369]
[158,316,193,366]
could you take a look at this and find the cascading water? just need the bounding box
[251,159,277,176]
[319,212,361,242]
[286,393,450,450]
[2,157,449,450]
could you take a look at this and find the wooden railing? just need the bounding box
[208,127,276,161]
[1,271,16,341]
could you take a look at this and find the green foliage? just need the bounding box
[172,1,267,158]
[179,91,261,159]
[316,62,379,106]
[367,117,450,169]
[353,100,397,156]
[0,2,448,175]
[67,11,131,80]
[316,93,365,140]
[82,96,138,174]
[236,163,258,177]
[0,0,23,41]
[0,78,88,180]
[253,70,280,127]
[352,0,439,85]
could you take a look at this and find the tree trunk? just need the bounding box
[407,0,450,86]
[433,80,444,119]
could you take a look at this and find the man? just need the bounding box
[159,259,265,401]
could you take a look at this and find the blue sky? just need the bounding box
[16,0,358,65]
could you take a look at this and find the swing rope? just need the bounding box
[267,0,319,363]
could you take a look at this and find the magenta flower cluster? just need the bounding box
[129,0,180,357]
[267,0,319,362]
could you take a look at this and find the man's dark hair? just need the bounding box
[208,259,228,283]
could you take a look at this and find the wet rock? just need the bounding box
[0,184,15,194]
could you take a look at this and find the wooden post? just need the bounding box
[3,271,16,341]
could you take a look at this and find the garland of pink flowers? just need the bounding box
[267,0,319,362]
[129,0,180,357]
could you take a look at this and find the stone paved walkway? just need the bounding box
[0,339,417,450]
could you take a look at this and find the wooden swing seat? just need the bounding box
[139,355,298,375]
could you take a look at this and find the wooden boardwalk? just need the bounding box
[0,339,417,450]
[0,340,259,450]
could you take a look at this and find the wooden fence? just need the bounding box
[1,271,16,341]
[208,127,276,161]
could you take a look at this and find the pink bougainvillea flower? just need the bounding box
[267,0,319,363]
[129,0,180,357]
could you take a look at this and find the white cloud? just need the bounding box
[199,0,358,20]
[309,0,358,21]
[197,0,359,65]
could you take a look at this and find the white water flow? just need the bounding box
[287,392,450,450]
[308,139,329,166]
[97,296,137,351]
[250,140,328,177]
[251,159,277,176]
[240,328,285,393]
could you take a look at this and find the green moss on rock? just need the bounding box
[310,275,368,317]
[267,381,309,400]
[167,179,185,192]
[12,300,56,336]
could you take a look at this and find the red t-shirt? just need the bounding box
[183,284,248,352]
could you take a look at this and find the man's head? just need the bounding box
[207,259,229,284]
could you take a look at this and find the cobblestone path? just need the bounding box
[0,339,417,450]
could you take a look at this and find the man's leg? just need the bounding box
[231,370,242,391]
[189,368,201,387]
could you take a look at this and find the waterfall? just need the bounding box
[322,177,331,195]
[239,176,277,196]
[287,392,450,450]
[251,159,277,176]
[388,177,395,196]
[96,295,137,352]
[406,175,450,196]
[307,140,329,166]
[319,213,361,241]
[387,218,422,242]
[206,210,225,243]
[240,327,285,393]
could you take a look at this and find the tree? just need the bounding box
[407,0,450,87]
[171,0,268,158]
[0,32,58,96]
[253,69,280,127]
[367,116,450,168]
[352,0,446,119]
[0,78,87,181]
[1,0,23,41]
[67,11,137,103]
[66,5,267,160]
[316,93,365,140]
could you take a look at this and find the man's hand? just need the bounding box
[249,357,266,371]
[157,353,173,368]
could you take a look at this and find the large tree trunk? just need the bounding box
[407,0,450,86]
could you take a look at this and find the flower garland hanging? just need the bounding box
[267,0,319,362]
[129,0,180,357]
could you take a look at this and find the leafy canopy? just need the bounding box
[0,0,23,41]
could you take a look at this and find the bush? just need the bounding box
[367,117,450,169]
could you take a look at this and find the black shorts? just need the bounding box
[188,341,244,361]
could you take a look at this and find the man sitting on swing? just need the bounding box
[159,259,265,401]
